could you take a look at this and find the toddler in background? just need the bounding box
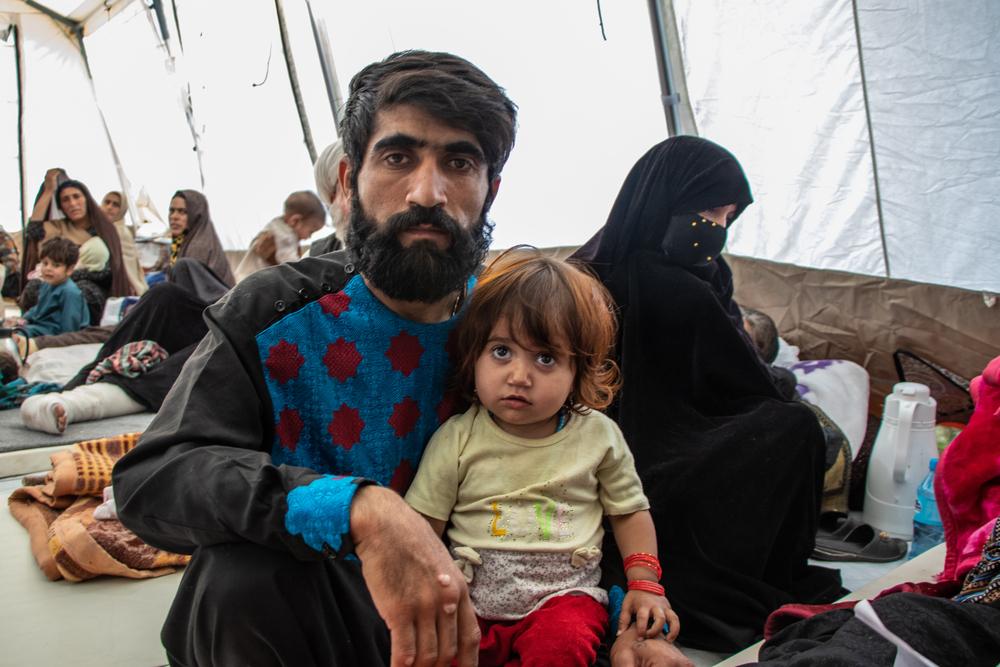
[405,249,680,666]
[6,237,89,337]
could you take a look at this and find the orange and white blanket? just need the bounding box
[7,432,190,581]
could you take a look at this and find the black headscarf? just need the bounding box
[573,135,752,327]
[173,190,236,288]
[576,136,843,652]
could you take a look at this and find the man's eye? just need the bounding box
[385,153,409,166]
[490,345,510,360]
[536,353,555,367]
[449,157,473,171]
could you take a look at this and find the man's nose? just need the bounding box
[406,161,448,209]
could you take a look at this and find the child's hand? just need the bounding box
[617,589,680,641]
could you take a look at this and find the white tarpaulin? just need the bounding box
[673,0,1000,293]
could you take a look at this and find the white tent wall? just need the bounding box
[672,0,1000,294]
[0,25,18,225]
[314,0,667,251]
[858,0,1000,292]
[82,2,201,233]
[15,11,120,225]
[81,0,338,249]
[673,0,885,280]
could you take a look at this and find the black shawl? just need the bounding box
[174,190,236,288]
[575,137,843,651]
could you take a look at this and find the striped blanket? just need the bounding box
[7,432,190,581]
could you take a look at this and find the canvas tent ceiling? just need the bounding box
[669,0,1000,294]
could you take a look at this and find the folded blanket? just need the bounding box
[85,339,168,385]
[7,432,190,581]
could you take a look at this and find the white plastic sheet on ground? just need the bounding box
[673,0,1000,293]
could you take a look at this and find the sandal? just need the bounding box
[812,523,908,563]
[817,511,863,540]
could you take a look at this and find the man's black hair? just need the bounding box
[340,50,517,192]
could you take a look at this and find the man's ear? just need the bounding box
[287,213,303,228]
[490,176,501,200]
[338,157,353,203]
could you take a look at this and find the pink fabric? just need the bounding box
[935,355,1000,583]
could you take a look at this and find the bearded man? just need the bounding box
[114,50,684,667]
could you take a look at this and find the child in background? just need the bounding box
[405,250,681,667]
[6,237,89,337]
[233,190,327,282]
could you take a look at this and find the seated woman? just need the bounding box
[18,191,240,433]
[573,136,843,652]
[101,190,148,297]
[165,189,235,302]
[20,170,133,303]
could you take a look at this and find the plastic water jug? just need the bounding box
[909,458,944,559]
[863,382,937,540]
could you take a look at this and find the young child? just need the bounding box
[6,237,89,337]
[233,190,327,282]
[405,250,680,666]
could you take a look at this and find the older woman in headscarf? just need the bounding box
[21,170,133,300]
[165,189,235,302]
[573,136,843,652]
[101,190,148,296]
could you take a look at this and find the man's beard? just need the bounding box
[347,199,492,303]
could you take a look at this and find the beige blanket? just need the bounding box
[8,432,190,581]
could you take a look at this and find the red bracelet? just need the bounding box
[627,580,665,596]
[623,552,662,580]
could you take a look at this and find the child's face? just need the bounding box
[290,214,325,240]
[38,257,72,285]
[474,318,575,439]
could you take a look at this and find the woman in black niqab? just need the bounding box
[574,137,843,652]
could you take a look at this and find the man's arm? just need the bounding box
[112,304,330,558]
[113,259,480,665]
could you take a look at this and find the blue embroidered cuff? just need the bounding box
[609,585,625,629]
[285,475,370,557]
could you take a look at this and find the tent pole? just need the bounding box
[13,23,25,232]
[851,0,891,278]
[304,0,344,127]
[646,0,681,136]
[21,0,74,30]
[274,0,317,163]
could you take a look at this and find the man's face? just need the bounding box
[345,104,498,303]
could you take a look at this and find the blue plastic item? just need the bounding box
[909,458,944,559]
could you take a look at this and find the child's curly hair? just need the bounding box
[453,247,620,413]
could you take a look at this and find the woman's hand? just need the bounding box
[43,168,63,192]
[610,624,693,667]
[618,590,680,641]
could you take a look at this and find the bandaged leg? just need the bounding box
[21,383,143,434]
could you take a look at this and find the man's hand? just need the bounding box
[610,624,694,667]
[351,485,479,667]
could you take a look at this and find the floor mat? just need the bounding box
[0,407,155,453]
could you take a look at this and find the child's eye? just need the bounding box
[490,345,510,360]
[536,353,556,367]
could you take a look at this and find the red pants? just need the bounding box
[476,593,608,667]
